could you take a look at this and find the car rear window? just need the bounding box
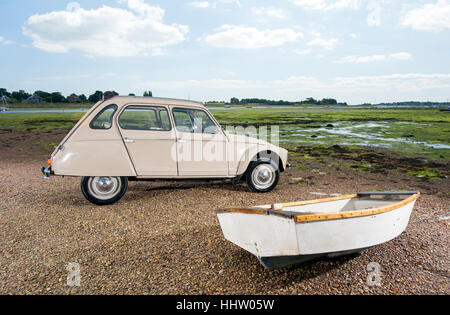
[90,104,118,130]
[119,106,171,131]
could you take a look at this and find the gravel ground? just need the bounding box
[0,131,448,294]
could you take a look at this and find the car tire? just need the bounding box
[246,159,280,193]
[81,176,128,206]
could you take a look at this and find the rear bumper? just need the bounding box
[41,165,54,179]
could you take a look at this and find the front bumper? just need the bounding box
[41,165,53,179]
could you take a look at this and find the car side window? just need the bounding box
[119,106,171,131]
[173,108,219,134]
[192,110,219,134]
[173,109,194,132]
[160,110,172,131]
[90,104,118,130]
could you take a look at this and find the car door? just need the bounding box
[172,107,229,177]
[117,105,177,176]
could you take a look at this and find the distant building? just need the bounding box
[1,95,10,102]
[1,95,9,110]
[25,94,44,103]
[67,93,80,102]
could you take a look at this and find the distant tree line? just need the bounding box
[369,101,450,107]
[230,97,348,106]
[0,88,154,104]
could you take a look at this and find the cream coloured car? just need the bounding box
[42,96,289,205]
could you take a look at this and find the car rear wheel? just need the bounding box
[81,176,128,205]
[246,159,280,193]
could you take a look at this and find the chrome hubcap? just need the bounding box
[251,164,276,190]
[88,177,121,200]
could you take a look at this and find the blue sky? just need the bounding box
[0,0,449,104]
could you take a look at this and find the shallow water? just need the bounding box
[289,124,450,149]
[0,109,88,114]
[231,120,449,159]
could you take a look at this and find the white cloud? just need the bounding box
[22,0,188,57]
[335,52,412,63]
[366,1,382,27]
[400,0,450,31]
[136,73,450,94]
[188,0,241,9]
[291,0,361,10]
[21,72,450,103]
[138,78,257,89]
[389,52,413,60]
[151,47,167,56]
[66,2,81,11]
[279,73,450,92]
[307,33,340,50]
[188,1,211,8]
[295,48,312,55]
[213,0,241,8]
[252,7,288,19]
[331,73,450,91]
[0,36,14,45]
[204,25,303,49]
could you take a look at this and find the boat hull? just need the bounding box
[258,248,368,269]
[217,192,419,269]
[295,200,415,255]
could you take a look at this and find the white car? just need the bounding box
[42,96,289,205]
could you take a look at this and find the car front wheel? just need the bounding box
[246,159,280,193]
[81,176,128,205]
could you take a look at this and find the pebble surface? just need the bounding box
[0,131,448,294]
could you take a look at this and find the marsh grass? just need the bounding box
[0,112,84,132]
[1,107,448,161]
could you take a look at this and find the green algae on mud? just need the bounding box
[0,106,449,161]
[407,169,446,179]
[212,108,450,161]
[290,144,448,180]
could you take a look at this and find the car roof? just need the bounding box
[109,96,206,108]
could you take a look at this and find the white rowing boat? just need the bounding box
[216,191,420,269]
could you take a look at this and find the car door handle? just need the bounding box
[124,137,135,143]
[177,138,187,143]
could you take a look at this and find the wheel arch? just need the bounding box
[237,148,284,176]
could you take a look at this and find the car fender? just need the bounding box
[235,143,287,176]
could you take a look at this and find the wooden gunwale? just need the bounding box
[294,192,420,223]
[217,192,420,223]
[257,194,358,209]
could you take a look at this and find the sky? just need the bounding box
[0,0,450,104]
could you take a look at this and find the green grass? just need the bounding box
[0,112,84,132]
[212,108,450,126]
[1,106,449,161]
